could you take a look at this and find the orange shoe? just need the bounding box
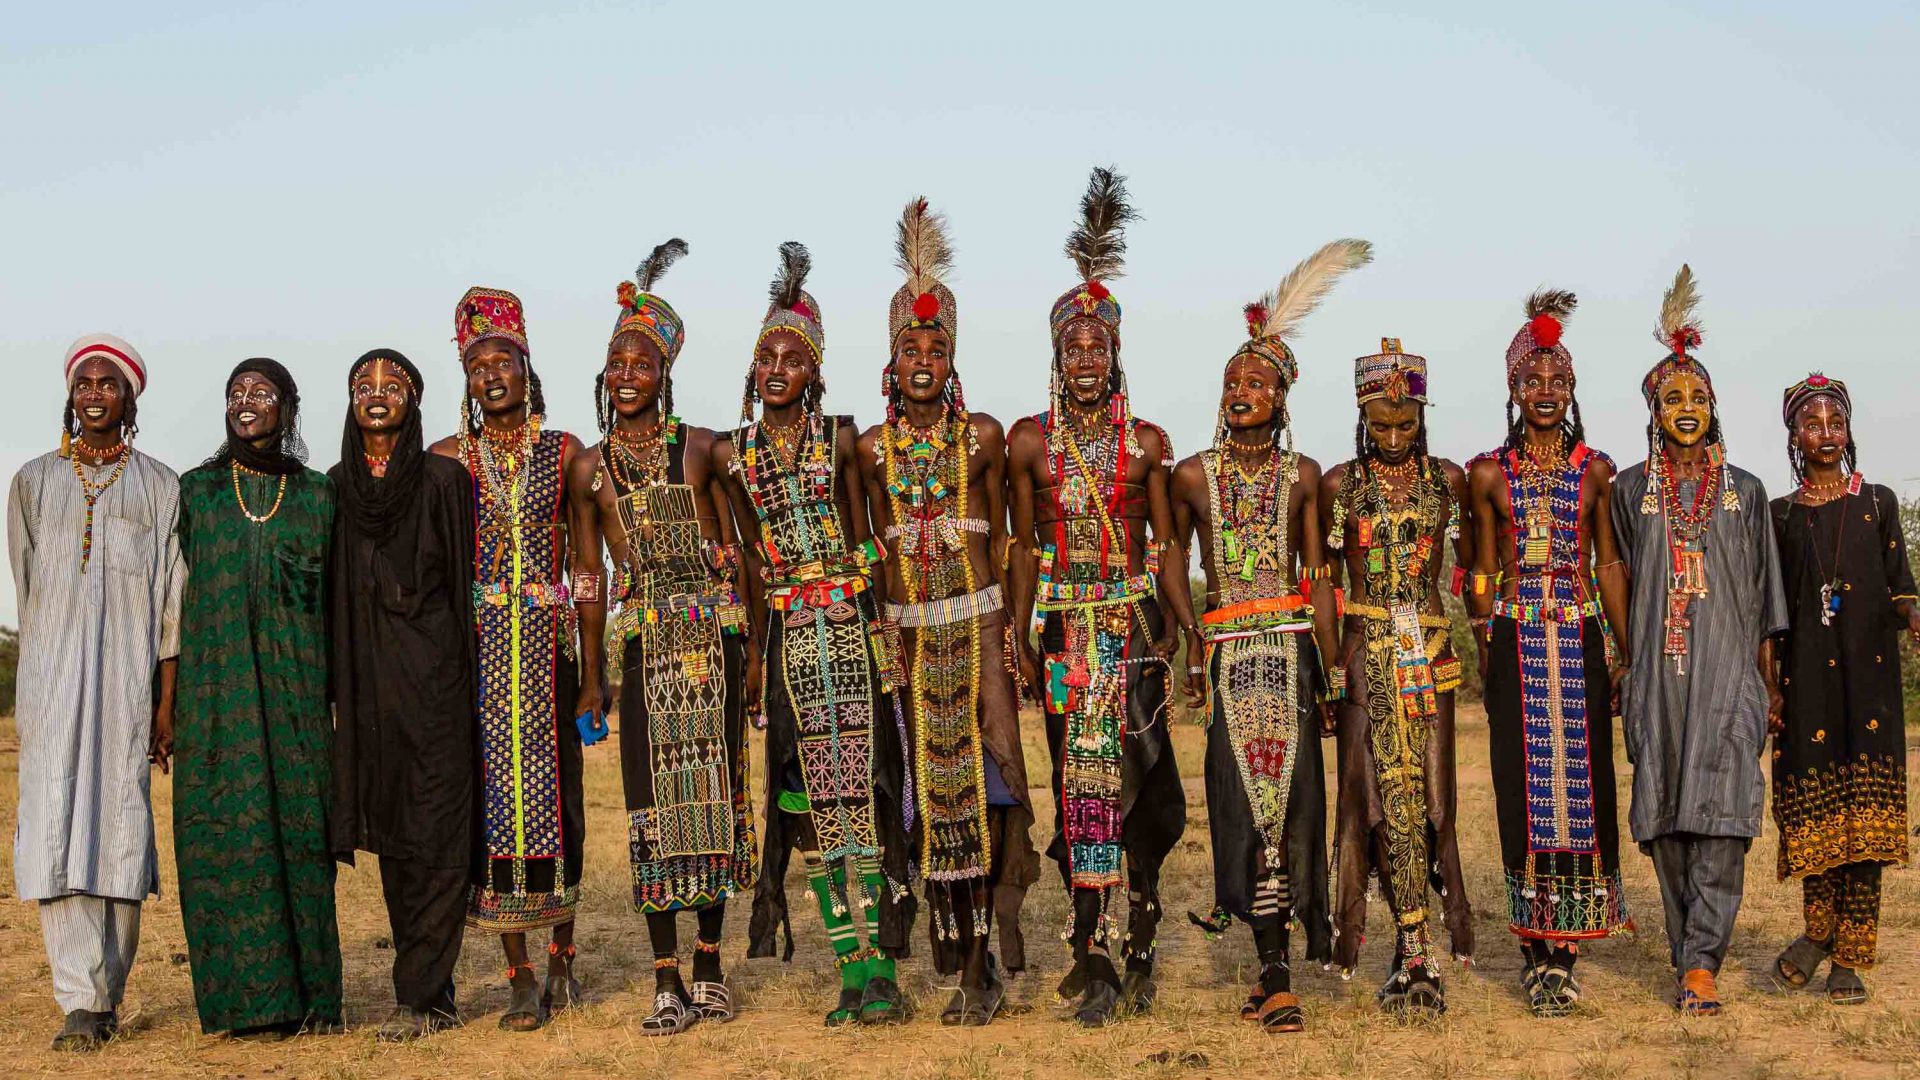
[1678,968,1722,1015]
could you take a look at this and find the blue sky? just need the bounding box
[4,1,1917,622]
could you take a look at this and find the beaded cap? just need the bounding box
[454,286,528,358]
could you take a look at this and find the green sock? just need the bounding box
[807,857,867,991]
[859,863,895,983]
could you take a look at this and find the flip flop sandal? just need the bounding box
[1678,970,1722,1016]
[858,976,908,1025]
[1532,966,1578,1018]
[1240,986,1267,1021]
[1772,935,1829,991]
[1826,966,1868,1006]
[690,981,735,1023]
[1055,964,1086,1005]
[640,992,695,1037]
[824,986,865,1027]
[940,987,972,1027]
[1376,968,1412,1011]
[1254,992,1305,1034]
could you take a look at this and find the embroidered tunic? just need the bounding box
[608,429,758,912]
[464,426,584,932]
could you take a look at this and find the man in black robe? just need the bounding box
[328,349,478,1041]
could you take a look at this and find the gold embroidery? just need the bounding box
[1773,754,1909,880]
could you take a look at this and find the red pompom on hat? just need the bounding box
[790,298,816,321]
[1528,313,1563,349]
[1087,280,1110,300]
[912,292,940,322]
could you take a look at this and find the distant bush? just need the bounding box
[0,626,16,715]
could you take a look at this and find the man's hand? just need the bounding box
[1183,636,1207,710]
[148,704,174,775]
[1906,605,1920,645]
[573,687,609,747]
[745,652,765,728]
[1018,642,1043,707]
[1152,628,1179,663]
[1475,634,1490,689]
[1318,701,1336,738]
[1767,681,1786,740]
[1610,663,1630,718]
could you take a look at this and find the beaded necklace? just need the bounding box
[1654,447,1720,671]
[70,445,130,572]
[231,461,289,525]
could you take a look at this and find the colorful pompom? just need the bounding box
[912,292,940,322]
[1087,281,1110,300]
[1528,312,1563,348]
[1244,302,1269,338]
[617,281,637,309]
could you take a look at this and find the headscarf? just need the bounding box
[208,357,306,476]
[339,349,426,541]
[65,334,148,398]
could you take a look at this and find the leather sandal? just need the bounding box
[640,991,695,1036]
[858,976,907,1025]
[824,986,864,1028]
[690,980,734,1022]
[499,965,546,1032]
[1772,935,1829,991]
[543,943,582,1017]
[1827,965,1868,1006]
[1678,968,1722,1015]
[1073,978,1120,1028]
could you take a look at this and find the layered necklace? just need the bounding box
[1655,447,1721,671]
[607,416,672,492]
[760,414,809,474]
[1799,470,1859,626]
[1514,433,1568,569]
[70,439,130,572]
[231,461,289,525]
[472,416,541,512]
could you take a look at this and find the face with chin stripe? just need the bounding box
[892,327,953,407]
[463,340,528,419]
[605,332,665,421]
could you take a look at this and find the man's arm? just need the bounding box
[979,417,1010,595]
[564,437,608,733]
[838,420,873,549]
[1142,426,1183,660]
[709,434,767,719]
[1465,458,1502,682]
[1588,458,1631,676]
[1006,419,1043,700]
[1168,455,1206,706]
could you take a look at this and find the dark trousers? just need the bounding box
[379,856,467,1014]
[1647,833,1746,975]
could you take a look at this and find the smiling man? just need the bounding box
[1168,240,1366,1033]
[720,244,914,1027]
[1611,266,1785,1015]
[581,241,759,1035]
[1465,292,1632,1017]
[10,337,181,1052]
[856,199,1038,1026]
[1006,168,1186,1027]
[430,288,606,1032]
[1322,339,1474,1016]
[327,349,478,1041]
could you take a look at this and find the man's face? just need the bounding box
[69,357,127,436]
[228,372,283,445]
[1364,397,1423,464]
[1513,353,1573,432]
[893,328,953,407]
[1657,372,1713,448]
[1058,320,1114,408]
[464,341,527,418]
[351,359,411,434]
[754,329,816,409]
[1793,396,1849,470]
[605,332,664,421]
[1220,354,1283,434]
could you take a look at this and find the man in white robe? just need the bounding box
[8,335,183,1051]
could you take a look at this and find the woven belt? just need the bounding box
[1345,601,1449,629]
[884,517,989,539]
[475,581,572,608]
[1201,595,1313,642]
[1036,573,1155,608]
[887,584,1003,628]
[1493,598,1599,625]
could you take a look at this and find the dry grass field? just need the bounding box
[1,702,1916,1080]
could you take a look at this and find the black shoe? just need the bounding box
[858,976,907,1025]
[51,1010,107,1052]
[1054,962,1086,1004]
[376,1007,428,1043]
[1118,970,1156,1016]
[1073,979,1120,1028]
[824,986,865,1027]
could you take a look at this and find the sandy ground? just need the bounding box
[1,701,1916,1080]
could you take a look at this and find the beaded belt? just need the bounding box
[1036,573,1155,608]
[475,581,572,608]
[887,584,1003,629]
[1493,598,1599,625]
[767,572,872,612]
[885,517,989,541]
[620,592,748,630]
[1201,594,1313,642]
[1345,601,1449,629]
[762,538,886,588]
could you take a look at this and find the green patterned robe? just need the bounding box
[174,464,342,1033]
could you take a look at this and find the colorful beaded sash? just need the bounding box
[885,415,990,884]
[465,426,576,930]
[1201,449,1304,892]
[1037,412,1149,891]
[741,417,883,864]
[1498,443,1628,938]
[613,446,756,911]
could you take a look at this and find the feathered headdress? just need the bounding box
[1238,238,1373,385]
[1049,166,1136,346]
[758,240,824,361]
[1504,288,1577,386]
[612,237,689,363]
[888,197,957,349]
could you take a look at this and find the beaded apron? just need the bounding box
[1200,448,1306,897]
[740,417,882,864]
[1335,457,1455,963]
[1036,412,1147,892]
[609,430,757,912]
[1498,443,1628,938]
[465,426,577,931]
[884,416,990,884]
